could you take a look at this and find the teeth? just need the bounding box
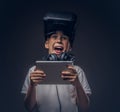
[54,46,63,51]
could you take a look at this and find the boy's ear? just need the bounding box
[45,40,49,49]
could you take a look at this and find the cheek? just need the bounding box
[48,42,54,51]
[64,42,71,49]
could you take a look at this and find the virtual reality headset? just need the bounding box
[43,12,77,46]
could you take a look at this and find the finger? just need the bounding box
[69,79,75,82]
[31,76,46,80]
[61,77,75,81]
[69,68,77,74]
[62,68,77,74]
[62,73,75,77]
[67,65,75,69]
[62,71,70,74]
[61,71,75,76]
[32,79,44,84]
[33,70,45,74]
[67,65,76,71]
[61,75,76,79]
[61,76,76,82]
[31,73,46,77]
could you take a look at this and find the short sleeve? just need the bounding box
[74,65,92,95]
[21,66,36,94]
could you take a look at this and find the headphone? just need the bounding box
[46,52,75,61]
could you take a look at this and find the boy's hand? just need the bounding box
[61,65,78,84]
[30,67,46,86]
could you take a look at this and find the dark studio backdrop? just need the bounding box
[1,0,120,112]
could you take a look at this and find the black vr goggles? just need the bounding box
[43,12,77,47]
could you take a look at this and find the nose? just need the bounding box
[56,36,62,42]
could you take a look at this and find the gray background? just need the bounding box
[1,0,120,112]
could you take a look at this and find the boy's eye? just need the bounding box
[51,34,58,38]
[51,34,69,40]
[61,36,68,40]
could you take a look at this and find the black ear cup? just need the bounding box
[59,52,65,60]
[61,52,75,61]
[47,53,58,61]
[46,52,75,61]
[60,52,69,61]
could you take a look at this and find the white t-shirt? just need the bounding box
[21,65,91,112]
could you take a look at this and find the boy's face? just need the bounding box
[45,31,71,55]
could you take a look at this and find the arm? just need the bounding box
[24,69,46,111]
[74,78,90,112]
[61,65,91,112]
[24,84,36,112]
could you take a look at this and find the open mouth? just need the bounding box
[54,46,64,54]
